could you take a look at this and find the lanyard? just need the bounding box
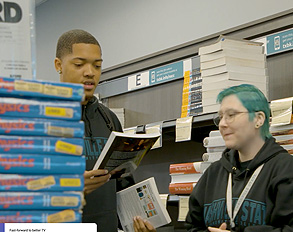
[226,163,264,228]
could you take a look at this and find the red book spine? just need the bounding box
[169,182,196,195]
[169,162,201,174]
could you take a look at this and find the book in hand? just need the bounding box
[117,177,171,232]
[93,131,160,176]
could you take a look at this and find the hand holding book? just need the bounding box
[83,169,111,195]
[93,131,160,178]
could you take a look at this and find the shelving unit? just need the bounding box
[96,9,293,231]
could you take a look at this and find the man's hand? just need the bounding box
[133,216,156,232]
[208,223,230,232]
[83,169,111,195]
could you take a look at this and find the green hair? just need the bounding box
[56,29,101,59]
[217,84,271,140]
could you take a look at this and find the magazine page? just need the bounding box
[93,132,160,175]
[117,177,171,232]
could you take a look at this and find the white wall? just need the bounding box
[35,0,293,81]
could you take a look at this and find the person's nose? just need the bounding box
[218,115,228,128]
[83,64,95,77]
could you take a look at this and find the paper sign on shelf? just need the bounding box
[175,116,193,142]
[178,196,190,222]
[145,123,163,149]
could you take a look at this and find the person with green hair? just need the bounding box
[186,84,293,232]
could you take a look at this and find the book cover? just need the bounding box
[0,210,82,223]
[201,56,266,70]
[270,123,293,135]
[202,79,267,92]
[0,192,84,210]
[0,174,84,192]
[0,116,84,138]
[199,35,264,55]
[0,154,85,174]
[169,161,210,175]
[0,135,83,156]
[0,77,84,101]
[169,182,196,195]
[202,72,267,85]
[117,177,171,232]
[201,64,267,77]
[0,97,82,121]
[93,131,160,175]
[170,173,203,184]
[200,49,266,63]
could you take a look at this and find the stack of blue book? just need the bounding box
[0,77,86,223]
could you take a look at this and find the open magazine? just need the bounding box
[117,177,171,232]
[93,131,160,177]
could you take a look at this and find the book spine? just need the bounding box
[0,136,84,155]
[202,152,222,162]
[0,154,85,174]
[0,117,84,138]
[0,98,81,121]
[0,192,83,210]
[169,162,203,174]
[0,174,84,192]
[203,136,225,147]
[271,129,293,136]
[169,182,196,195]
[0,210,82,223]
[0,77,84,101]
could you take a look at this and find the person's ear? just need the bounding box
[255,111,265,128]
[54,58,62,78]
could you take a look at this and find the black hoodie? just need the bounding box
[81,96,133,232]
[186,137,293,232]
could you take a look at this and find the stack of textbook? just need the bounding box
[199,35,268,113]
[181,67,203,117]
[0,77,85,223]
[168,161,209,195]
[202,130,225,163]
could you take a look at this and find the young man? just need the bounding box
[55,29,133,231]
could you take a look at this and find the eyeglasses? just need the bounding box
[213,111,250,127]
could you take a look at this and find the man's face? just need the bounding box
[56,43,102,103]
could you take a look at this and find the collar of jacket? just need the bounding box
[220,137,286,177]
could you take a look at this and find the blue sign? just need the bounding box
[267,28,293,55]
[0,223,4,232]
[149,61,183,85]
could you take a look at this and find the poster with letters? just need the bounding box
[0,0,35,79]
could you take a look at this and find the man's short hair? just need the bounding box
[56,29,101,59]
[217,84,271,140]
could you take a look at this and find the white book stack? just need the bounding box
[270,123,293,155]
[202,130,225,162]
[110,108,125,129]
[199,35,268,114]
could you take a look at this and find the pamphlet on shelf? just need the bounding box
[117,177,171,232]
[93,131,160,176]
